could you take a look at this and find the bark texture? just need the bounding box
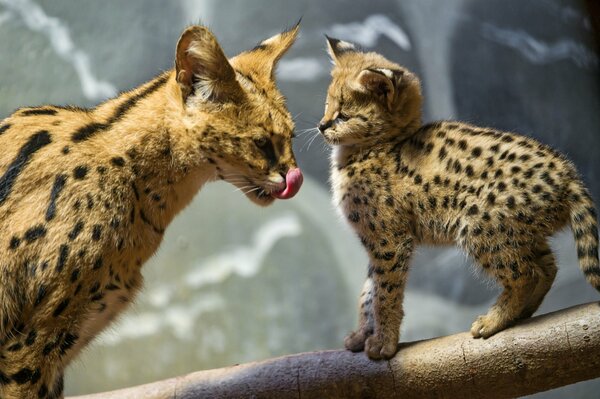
[70,301,600,399]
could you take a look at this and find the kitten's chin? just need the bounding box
[323,130,367,146]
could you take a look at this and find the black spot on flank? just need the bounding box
[0,130,52,205]
[465,165,474,177]
[0,123,12,135]
[428,197,437,209]
[490,144,500,153]
[56,244,69,272]
[511,166,521,174]
[467,204,479,215]
[21,108,58,116]
[453,160,462,173]
[68,221,84,240]
[111,157,125,167]
[348,212,360,223]
[35,285,47,306]
[24,225,47,242]
[25,330,37,346]
[497,182,507,191]
[46,174,67,221]
[62,146,70,154]
[86,193,94,209]
[471,147,482,158]
[519,154,530,162]
[507,196,516,209]
[507,153,516,162]
[9,236,21,249]
[73,165,88,179]
[502,135,514,143]
[487,192,496,205]
[414,175,422,185]
[438,146,447,161]
[11,368,35,384]
[92,225,103,241]
[53,299,70,317]
[70,268,80,283]
[458,140,467,150]
[97,166,107,174]
[92,257,103,270]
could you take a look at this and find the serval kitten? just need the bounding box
[319,37,599,360]
[0,24,303,398]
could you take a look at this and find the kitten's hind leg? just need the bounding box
[470,250,538,338]
[519,240,557,319]
[344,275,375,352]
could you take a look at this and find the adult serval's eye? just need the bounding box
[254,137,268,148]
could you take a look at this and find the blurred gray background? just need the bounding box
[0,0,598,397]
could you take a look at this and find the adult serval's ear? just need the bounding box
[175,25,243,104]
[235,20,301,81]
[325,35,359,64]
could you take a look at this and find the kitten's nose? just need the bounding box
[318,119,333,133]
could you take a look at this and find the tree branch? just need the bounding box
[69,302,600,399]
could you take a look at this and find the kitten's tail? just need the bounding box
[568,179,600,292]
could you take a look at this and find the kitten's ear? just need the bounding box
[248,20,301,79]
[175,25,243,103]
[325,36,358,63]
[355,68,403,111]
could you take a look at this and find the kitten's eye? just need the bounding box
[337,113,350,122]
[254,137,268,148]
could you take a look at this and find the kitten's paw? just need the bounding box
[470,315,509,338]
[365,334,398,360]
[344,329,370,352]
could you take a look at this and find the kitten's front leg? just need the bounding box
[364,234,413,360]
[345,274,375,352]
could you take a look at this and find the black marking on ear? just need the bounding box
[252,43,269,51]
[0,130,52,205]
[71,73,169,142]
[0,123,11,135]
[20,108,58,116]
[46,174,67,221]
[325,35,359,55]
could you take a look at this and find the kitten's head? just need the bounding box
[174,24,302,206]
[318,37,423,146]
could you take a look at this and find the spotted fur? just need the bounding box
[0,24,300,398]
[320,37,599,360]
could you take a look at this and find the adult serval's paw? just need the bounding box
[365,334,398,360]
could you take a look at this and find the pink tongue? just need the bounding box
[273,168,303,199]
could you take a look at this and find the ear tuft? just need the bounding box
[244,21,301,79]
[175,25,242,103]
[325,36,358,63]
